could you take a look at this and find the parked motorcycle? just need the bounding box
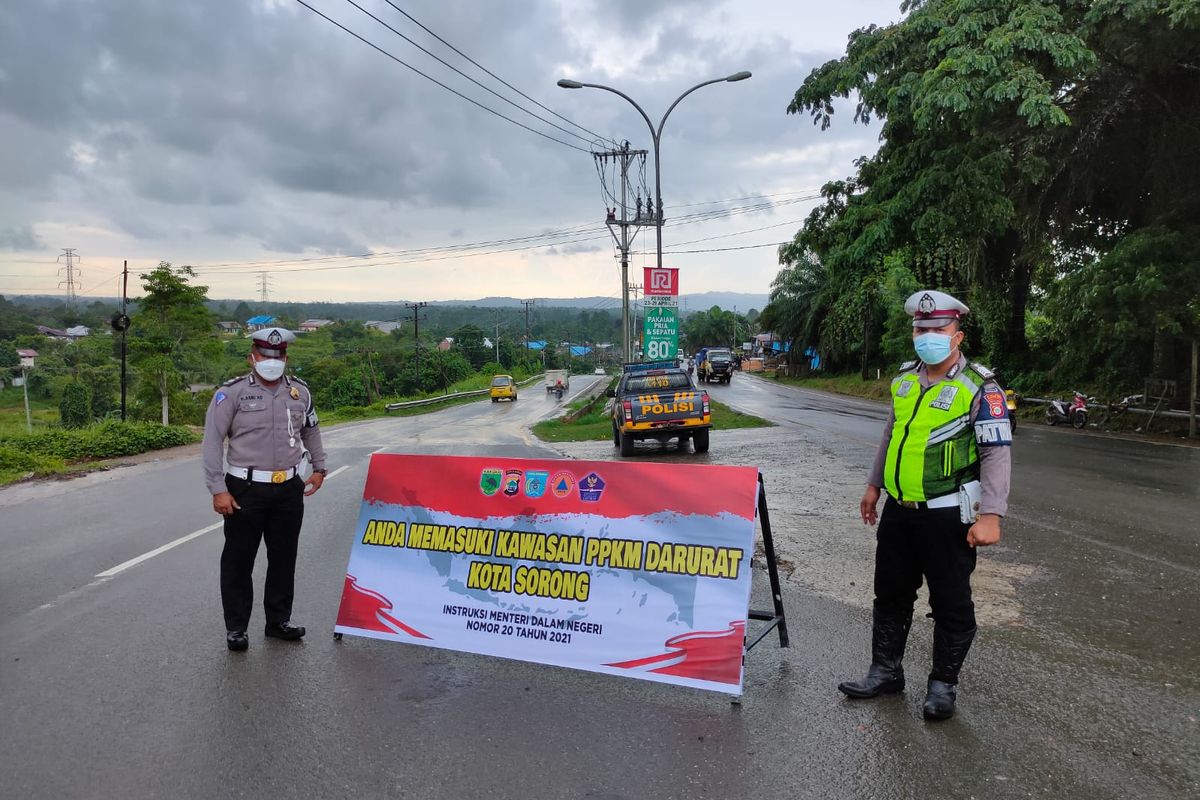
[1005,387,1018,432]
[1045,390,1091,429]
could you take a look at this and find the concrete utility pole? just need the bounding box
[630,282,643,359]
[404,301,428,389]
[593,142,648,362]
[57,248,80,307]
[521,299,535,345]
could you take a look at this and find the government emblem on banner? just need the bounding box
[524,470,549,499]
[479,468,502,496]
[502,469,523,496]
[550,471,576,498]
[579,471,606,502]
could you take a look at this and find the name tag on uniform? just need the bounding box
[929,385,959,411]
[238,397,266,412]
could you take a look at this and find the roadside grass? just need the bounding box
[532,399,771,443]
[0,387,57,436]
[770,372,892,401]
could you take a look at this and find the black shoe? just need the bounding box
[923,679,957,720]
[264,621,306,641]
[838,663,905,698]
[227,631,249,651]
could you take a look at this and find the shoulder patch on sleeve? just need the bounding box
[981,386,1008,419]
[969,362,995,380]
[214,391,227,406]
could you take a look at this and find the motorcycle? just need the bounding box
[1045,390,1091,429]
[553,384,564,400]
[1005,387,1018,432]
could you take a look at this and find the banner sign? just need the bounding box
[643,267,679,296]
[643,306,679,362]
[335,455,759,694]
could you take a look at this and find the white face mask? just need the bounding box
[253,358,286,381]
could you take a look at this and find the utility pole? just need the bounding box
[521,299,535,366]
[119,261,129,420]
[21,367,32,433]
[629,282,643,359]
[595,142,649,361]
[404,301,428,389]
[57,248,80,308]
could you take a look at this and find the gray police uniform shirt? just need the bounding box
[867,354,1012,516]
[202,373,327,495]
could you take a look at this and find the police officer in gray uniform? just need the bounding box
[202,327,328,651]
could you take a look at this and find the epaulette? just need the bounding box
[289,375,309,387]
[221,374,247,387]
[898,360,919,373]
[968,362,995,381]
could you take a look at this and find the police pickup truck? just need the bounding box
[607,361,711,456]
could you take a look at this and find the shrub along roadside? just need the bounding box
[0,420,198,463]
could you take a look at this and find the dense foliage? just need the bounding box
[766,0,1200,392]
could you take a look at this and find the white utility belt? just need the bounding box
[892,480,982,523]
[227,465,299,484]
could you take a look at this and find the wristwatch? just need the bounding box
[314,468,328,476]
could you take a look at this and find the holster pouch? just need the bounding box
[958,481,982,524]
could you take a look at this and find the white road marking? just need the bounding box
[93,466,353,579]
[95,522,223,578]
[370,446,389,455]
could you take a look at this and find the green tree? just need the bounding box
[59,380,92,428]
[129,262,220,424]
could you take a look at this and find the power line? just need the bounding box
[188,195,821,275]
[381,1,616,147]
[291,0,591,153]
[344,0,602,148]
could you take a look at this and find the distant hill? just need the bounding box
[428,292,770,313]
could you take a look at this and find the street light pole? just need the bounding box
[558,71,751,270]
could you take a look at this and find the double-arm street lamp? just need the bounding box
[557,71,751,271]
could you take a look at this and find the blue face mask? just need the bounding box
[914,332,955,365]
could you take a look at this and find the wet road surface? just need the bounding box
[1,372,1197,799]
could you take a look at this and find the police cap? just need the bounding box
[249,326,295,357]
[904,290,970,329]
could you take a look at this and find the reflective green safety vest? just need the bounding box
[883,363,983,502]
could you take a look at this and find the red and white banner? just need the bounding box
[643,267,679,296]
[335,454,759,694]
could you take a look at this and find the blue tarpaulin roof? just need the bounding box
[246,315,276,325]
[524,340,547,350]
[569,346,592,357]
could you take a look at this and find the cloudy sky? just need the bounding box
[0,0,899,304]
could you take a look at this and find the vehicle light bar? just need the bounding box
[622,360,677,373]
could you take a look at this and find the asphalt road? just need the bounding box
[1,371,1197,799]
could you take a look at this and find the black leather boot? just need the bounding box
[838,611,912,698]
[226,631,249,652]
[923,626,976,720]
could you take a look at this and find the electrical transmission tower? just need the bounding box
[257,271,273,303]
[57,248,80,307]
[405,301,429,388]
[593,142,650,361]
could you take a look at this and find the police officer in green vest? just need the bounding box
[840,290,1012,720]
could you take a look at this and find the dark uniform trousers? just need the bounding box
[220,475,305,632]
[874,497,977,678]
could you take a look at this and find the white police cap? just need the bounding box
[904,290,970,329]
[249,326,295,357]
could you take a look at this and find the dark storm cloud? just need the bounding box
[0,226,43,251]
